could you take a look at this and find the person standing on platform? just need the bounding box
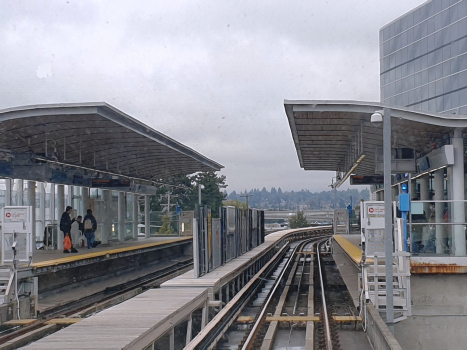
[76,215,84,234]
[72,216,85,248]
[83,209,98,249]
[60,206,78,253]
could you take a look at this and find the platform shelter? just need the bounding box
[285,100,467,269]
[0,102,222,259]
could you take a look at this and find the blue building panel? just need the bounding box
[380,0,467,114]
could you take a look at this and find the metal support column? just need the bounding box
[28,181,36,258]
[118,191,125,242]
[67,185,73,207]
[145,195,150,238]
[5,178,11,206]
[18,179,23,205]
[434,169,445,254]
[383,107,394,332]
[407,174,413,251]
[50,184,55,223]
[57,185,65,250]
[27,181,36,247]
[333,185,337,235]
[39,182,45,244]
[102,190,111,245]
[169,328,175,350]
[420,175,429,213]
[133,193,138,240]
[82,187,90,213]
[452,128,466,256]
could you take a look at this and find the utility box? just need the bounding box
[398,193,410,212]
[1,206,33,266]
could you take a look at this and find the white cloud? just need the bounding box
[0,0,426,192]
[36,63,53,79]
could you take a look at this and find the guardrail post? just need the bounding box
[186,313,193,346]
[201,300,208,328]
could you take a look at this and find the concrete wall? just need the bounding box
[38,243,189,294]
[366,304,403,350]
[0,297,34,324]
[333,238,467,349]
[395,274,467,349]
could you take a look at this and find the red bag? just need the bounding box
[64,235,72,250]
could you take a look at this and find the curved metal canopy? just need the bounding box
[285,100,467,176]
[0,103,223,182]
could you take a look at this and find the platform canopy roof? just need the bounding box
[285,100,467,181]
[0,103,222,184]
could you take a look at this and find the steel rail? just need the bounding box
[0,260,193,345]
[241,236,329,350]
[317,239,333,350]
[292,240,314,315]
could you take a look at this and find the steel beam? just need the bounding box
[383,107,394,332]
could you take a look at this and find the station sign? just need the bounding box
[350,175,384,185]
[1,206,33,265]
[367,205,384,217]
[91,179,131,188]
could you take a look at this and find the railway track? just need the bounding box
[0,258,193,347]
[188,232,366,350]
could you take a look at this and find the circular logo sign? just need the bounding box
[369,208,374,213]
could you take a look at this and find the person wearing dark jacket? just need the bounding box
[83,209,98,249]
[60,206,77,253]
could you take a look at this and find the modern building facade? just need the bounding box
[380,0,467,114]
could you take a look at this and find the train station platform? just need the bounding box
[28,236,192,297]
[331,234,363,310]
[31,236,191,269]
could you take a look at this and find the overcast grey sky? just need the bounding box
[0,0,425,193]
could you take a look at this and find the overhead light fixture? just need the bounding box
[371,111,383,127]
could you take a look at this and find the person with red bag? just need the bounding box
[60,206,79,253]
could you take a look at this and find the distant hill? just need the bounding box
[226,187,369,210]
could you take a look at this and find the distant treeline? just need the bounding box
[225,187,370,210]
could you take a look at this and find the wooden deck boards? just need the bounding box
[21,288,208,350]
[162,229,307,292]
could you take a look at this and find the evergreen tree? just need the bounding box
[289,211,308,228]
[153,172,227,217]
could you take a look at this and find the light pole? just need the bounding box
[329,177,338,235]
[198,184,205,206]
[240,193,253,210]
[371,108,394,332]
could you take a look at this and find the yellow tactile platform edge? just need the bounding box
[333,234,362,264]
[31,237,192,268]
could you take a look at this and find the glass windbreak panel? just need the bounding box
[151,211,179,236]
[11,179,22,206]
[191,308,203,338]
[411,223,463,255]
[111,191,118,239]
[125,223,133,239]
[153,333,170,350]
[174,320,188,350]
[126,193,133,221]
[410,200,467,256]
[0,184,5,209]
